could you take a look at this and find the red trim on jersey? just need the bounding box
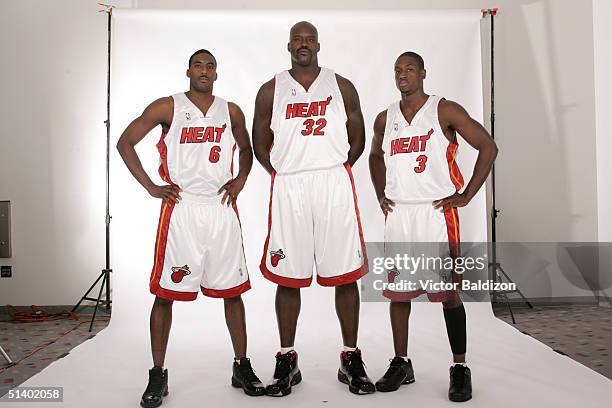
[230,142,237,175]
[149,201,198,301]
[156,131,173,184]
[343,162,369,277]
[201,280,251,298]
[446,141,464,191]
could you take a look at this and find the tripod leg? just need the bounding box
[72,272,105,313]
[89,272,107,332]
[0,345,13,365]
[497,265,533,308]
[505,294,517,324]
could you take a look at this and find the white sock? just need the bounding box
[280,346,294,354]
[453,361,467,367]
[343,345,357,352]
[397,355,410,362]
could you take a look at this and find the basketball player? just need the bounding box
[116,49,265,407]
[369,52,497,402]
[252,22,374,396]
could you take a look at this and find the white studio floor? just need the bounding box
[5,300,611,408]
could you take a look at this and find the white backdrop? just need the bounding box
[109,9,486,332]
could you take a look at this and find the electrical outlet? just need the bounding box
[1,265,11,278]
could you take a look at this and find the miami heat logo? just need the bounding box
[387,269,400,284]
[171,265,191,283]
[270,249,286,267]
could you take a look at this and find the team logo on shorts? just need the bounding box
[170,265,191,283]
[387,269,400,284]
[270,249,286,267]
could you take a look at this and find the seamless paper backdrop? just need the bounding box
[109,9,485,333]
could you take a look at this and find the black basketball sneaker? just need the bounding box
[375,357,416,392]
[140,366,168,408]
[448,364,472,402]
[265,350,302,397]
[231,357,266,396]
[337,349,375,395]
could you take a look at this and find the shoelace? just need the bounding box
[145,372,165,394]
[239,360,261,383]
[383,358,404,378]
[451,366,465,388]
[346,353,367,378]
[273,353,293,379]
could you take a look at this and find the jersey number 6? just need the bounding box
[209,146,221,163]
[301,118,327,136]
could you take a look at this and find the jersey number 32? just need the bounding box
[301,118,327,136]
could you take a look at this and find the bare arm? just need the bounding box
[336,74,366,166]
[369,110,394,216]
[252,78,275,175]
[433,99,498,211]
[217,102,254,206]
[116,97,181,205]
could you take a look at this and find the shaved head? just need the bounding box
[290,21,318,40]
[287,20,320,67]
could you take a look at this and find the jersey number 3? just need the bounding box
[414,155,427,173]
[301,118,327,136]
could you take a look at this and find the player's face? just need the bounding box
[186,53,217,93]
[287,26,320,66]
[394,56,426,94]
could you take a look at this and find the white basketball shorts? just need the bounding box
[383,202,461,302]
[149,193,250,300]
[260,163,367,287]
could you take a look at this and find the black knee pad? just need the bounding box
[443,304,466,355]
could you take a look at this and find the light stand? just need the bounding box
[0,344,14,367]
[482,8,533,324]
[71,6,113,332]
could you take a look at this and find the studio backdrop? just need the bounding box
[109,9,486,338]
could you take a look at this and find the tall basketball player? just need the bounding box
[369,52,497,402]
[252,21,374,396]
[117,50,265,407]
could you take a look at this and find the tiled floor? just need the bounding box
[493,304,612,379]
[1,304,610,397]
[0,306,110,397]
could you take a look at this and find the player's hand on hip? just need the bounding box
[379,196,395,217]
[218,176,246,207]
[147,184,182,205]
[432,192,469,212]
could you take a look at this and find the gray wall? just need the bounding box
[593,0,612,306]
[0,0,603,304]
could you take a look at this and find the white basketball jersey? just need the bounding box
[383,95,464,203]
[157,93,235,197]
[270,67,349,174]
